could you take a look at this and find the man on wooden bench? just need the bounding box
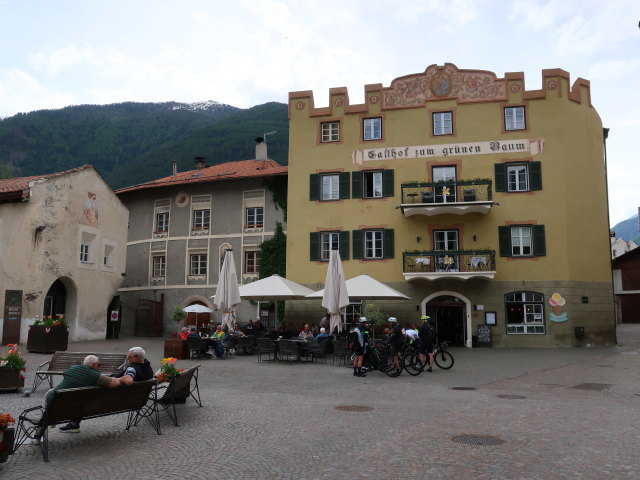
[46,355,126,434]
[112,346,154,385]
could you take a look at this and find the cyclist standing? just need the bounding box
[387,317,403,376]
[350,318,368,377]
[418,315,435,372]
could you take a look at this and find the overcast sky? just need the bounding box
[1,0,638,226]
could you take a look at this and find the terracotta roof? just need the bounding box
[115,159,288,195]
[0,165,94,202]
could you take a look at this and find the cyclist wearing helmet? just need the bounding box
[418,315,435,372]
[386,317,403,376]
[350,317,368,377]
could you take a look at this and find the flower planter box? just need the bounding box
[27,325,69,353]
[0,428,16,463]
[0,368,24,391]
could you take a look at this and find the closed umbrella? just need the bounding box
[321,249,349,334]
[213,249,241,332]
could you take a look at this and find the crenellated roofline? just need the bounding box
[289,63,592,118]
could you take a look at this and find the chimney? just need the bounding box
[255,137,267,161]
[194,156,206,170]
[172,160,177,176]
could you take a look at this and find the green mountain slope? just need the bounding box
[0,101,289,189]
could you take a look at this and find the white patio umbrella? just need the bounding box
[320,249,350,334]
[182,304,213,329]
[238,274,315,301]
[213,249,241,332]
[306,273,411,300]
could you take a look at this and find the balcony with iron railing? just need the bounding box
[403,249,496,280]
[399,179,494,216]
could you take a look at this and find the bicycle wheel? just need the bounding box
[346,352,355,368]
[403,353,423,376]
[434,350,454,370]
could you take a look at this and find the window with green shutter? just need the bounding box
[498,225,546,257]
[352,228,394,260]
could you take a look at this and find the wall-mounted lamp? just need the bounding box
[473,235,477,242]
[416,236,421,243]
[35,225,46,232]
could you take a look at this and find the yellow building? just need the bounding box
[286,63,614,347]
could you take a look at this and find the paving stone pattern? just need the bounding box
[2,325,640,479]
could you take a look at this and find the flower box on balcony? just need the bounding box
[27,325,69,353]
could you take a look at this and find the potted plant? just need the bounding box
[27,314,69,353]
[0,344,26,390]
[156,357,188,403]
[0,413,16,463]
[172,305,186,336]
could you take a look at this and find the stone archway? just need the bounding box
[421,290,472,348]
[43,276,78,336]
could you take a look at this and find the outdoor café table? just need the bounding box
[274,338,311,362]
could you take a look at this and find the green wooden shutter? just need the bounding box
[339,172,350,199]
[339,231,350,260]
[498,226,511,256]
[310,232,319,261]
[309,174,319,201]
[529,162,542,191]
[383,229,395,259]
[383,169,395,197]
[351,171,363,199]
[352,229,363,260]
[532,225,546,256]
[494,164,507,192]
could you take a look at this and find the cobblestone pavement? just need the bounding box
[2,326,640,479]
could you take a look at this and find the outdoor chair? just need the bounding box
[186,336,206,359]
[332,339,349,366]
[305,339,330,364]
[256,338,276,362]
[238,335,256,355]
[277,340,299,363]
[134,365,202,434]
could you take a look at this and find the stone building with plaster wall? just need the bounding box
[0,165,129,344]
[115,145,287,336]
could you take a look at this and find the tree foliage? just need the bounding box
[0,101,289,189]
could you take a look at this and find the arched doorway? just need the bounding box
[422,291,472,348]
[43,279,67,319]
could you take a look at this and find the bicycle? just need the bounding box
[403,340,455,375]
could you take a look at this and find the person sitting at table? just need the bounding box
[253,319,266,336]
[298,323,314,341]
[210,324,226,358]
[178,326,189,340]
[244,319,255,335]
[315,327,329,341]
[187,328,212,358]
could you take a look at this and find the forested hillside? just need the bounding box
[0,101,289,188]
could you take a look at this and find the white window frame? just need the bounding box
[363,117,381,141]
[321,121,340,142]
[505,292,545,334]
[432,111,453,135]
[244,250,261,274]
[246,207,264,228]
[363,171,383,198]
[507,164,529,192]
[155,212,169,233]
[192,209,210,231]
[320,232,340,261]
[153,256,166,277]
[321,174,340,201]
[190,254,207,276]
[505,106,525,131]
[364,230,383,259]
[80,243,90,263]
[511,226,532,256]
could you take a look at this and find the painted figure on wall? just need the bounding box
[83,192,98,226]
[548,293,568,323]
